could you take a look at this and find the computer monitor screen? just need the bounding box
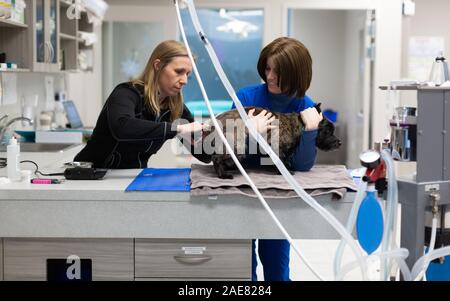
[63,100,83,129]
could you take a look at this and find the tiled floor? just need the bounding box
[255,207,404,281]
[255,239,364,281]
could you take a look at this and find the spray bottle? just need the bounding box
[7,136,21,181]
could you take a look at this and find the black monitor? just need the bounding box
[63,100,83,129]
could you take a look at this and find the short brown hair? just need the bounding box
[257,37,312,98]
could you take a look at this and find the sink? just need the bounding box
[0,143,78,153]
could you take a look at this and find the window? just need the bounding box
[179,8,264,115]
[102,21,164,102]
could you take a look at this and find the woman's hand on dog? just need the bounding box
[248,108,277,134]
[300,107,323,130]
[177,121,206,135]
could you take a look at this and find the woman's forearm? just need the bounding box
[290,130,318,171]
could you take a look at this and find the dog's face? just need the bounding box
[310,102,341,151]
[316,117,341,151]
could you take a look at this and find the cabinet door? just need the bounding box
[3,238,134,281]
[47,0,60,71]
[34,0,47,71]
[32,0,60,72]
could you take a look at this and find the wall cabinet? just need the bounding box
[30,0,60,72]
[59,0,94,71]
[0,0,32,71]
[59,0,77,71]
[0,0,95,73]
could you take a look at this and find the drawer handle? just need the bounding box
[173,255,212,265]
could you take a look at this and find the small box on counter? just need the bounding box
[35,130,83,144]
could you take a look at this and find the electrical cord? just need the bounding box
[19,160,65,177]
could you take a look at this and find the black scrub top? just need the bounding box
[74,82,211,169]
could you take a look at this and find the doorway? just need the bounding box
[286,8,375,168]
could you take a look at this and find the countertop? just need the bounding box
[0,145,356,240]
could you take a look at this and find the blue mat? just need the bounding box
[125,168,191,192]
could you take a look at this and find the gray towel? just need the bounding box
[190,164,358,200]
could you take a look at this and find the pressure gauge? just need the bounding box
[359,150,381,169]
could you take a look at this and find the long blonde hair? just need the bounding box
[132,40,189,121]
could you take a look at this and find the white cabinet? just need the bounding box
[2,238,252,281]
[0,0,32,71]
[58,0,78,71]
[58,0,95,71]
[0,0,95,73]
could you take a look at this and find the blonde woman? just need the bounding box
[74,40,211,168]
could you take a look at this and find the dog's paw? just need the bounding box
[219,173,234,179]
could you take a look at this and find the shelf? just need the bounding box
[379,85,450,91]
[60,32,77,40]
[64,69,81,73]
[0,68,30,73]
[379,85,419,90]
[60,0,73,8]
[78,39,94,48]
[0,19,28,29]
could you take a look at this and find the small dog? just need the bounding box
[202,104,341,179]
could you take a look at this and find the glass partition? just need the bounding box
[179,7,264,115]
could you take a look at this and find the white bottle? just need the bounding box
[54,99,66,128]
[7,136,21,182]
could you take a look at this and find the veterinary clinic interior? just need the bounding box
[0,0,449,282]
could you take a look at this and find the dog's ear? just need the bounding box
[314,102,322,114]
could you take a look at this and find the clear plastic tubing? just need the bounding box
[333,177,367,279]
[175,0,324,280]
[176,0,368,281]
[380,150,399,280]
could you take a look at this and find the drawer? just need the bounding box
[136,278,248,281]
[3,238,134,281]
[135,239,251,279]
[0,238,3,281]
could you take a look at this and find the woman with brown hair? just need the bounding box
[74,40,211,168]
[232,37,323,281]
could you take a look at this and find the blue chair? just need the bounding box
[323,109,338,123]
